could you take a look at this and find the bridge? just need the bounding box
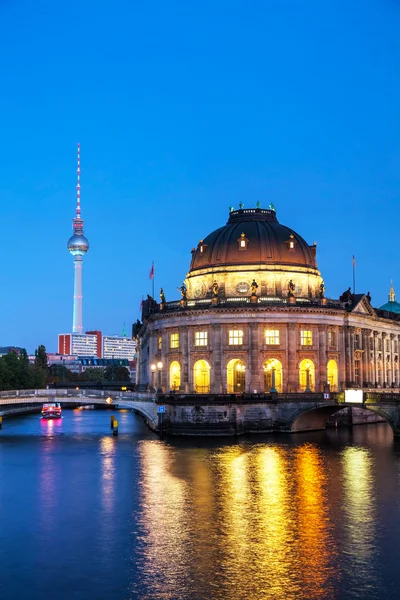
[0,388,159,431]
[1,389,400,437]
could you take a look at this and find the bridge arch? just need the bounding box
[289,403,397,435]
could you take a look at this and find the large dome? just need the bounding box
[189,207,317,272]
[185,206,322,301]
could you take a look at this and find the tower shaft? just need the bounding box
[68,143,89,334]
[72,255,83,334]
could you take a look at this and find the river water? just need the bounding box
[0,409,400,600]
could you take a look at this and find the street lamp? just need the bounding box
[305,361,311,392]
[151,364,156,390]
[157,361,163,391]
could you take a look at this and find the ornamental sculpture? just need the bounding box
[177,283,187,300]
[251,279,259,295]
[288,280,295,297]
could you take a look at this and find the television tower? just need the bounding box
[67,143,89,334]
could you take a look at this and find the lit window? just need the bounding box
[237,232,248,251]
[195,331,208,346]
[198,240,207,254]
[158,336,162,351]
[328,330,336,346]
[286,234,296,251]
[170,333,179,349]
[229,330,243,345]
[301,330,313,346]
[265,329,280,345]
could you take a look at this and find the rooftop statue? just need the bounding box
[251,279,259,295]
[177,283,187,300]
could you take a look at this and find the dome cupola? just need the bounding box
[185,205,323,301]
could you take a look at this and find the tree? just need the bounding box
[80,367,105,382]
[34,345,48,371]
[104,365,131,382]
[47,364,75,384]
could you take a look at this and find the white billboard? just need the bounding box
[345,389,363,404]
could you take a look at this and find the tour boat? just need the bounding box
[41,402,62,419]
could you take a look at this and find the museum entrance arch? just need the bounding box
[193,359,211,393]
[227,359,246,394]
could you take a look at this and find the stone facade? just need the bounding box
[136,296,400,394]
[135,207,400,395]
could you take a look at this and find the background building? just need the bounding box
[135,205,400,394]
[58,332,99,357]
[103,335,136,360]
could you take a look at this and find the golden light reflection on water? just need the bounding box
[341,447,376,566]
[100,436,116,514]
[137,442,337,600]
[295,444,335,599]
[136,441,190,599]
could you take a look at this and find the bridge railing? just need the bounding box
[0,389,157,403]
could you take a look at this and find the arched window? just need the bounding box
[226,359,246,393]
[263,359,283,393]
[193,359,211,393]
[299,359,315,392]
[327,359,338,392]
[169,361,181,391]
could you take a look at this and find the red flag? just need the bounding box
[149,263,154,279]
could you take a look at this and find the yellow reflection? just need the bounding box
[137,441,189,597]
[100,436,116,514]
[342,447,375,562]
[256,446,298,598]
[295,445,335,598]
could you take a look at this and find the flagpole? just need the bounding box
[352,255,356,294]
[152,260,155,299]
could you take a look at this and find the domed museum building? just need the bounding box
[135,205,400,395]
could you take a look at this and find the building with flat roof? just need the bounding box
[103,335,136,360]
[58,333,99,357]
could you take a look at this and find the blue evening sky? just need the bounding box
[0,0,399,353]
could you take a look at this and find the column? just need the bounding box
[362,329,370,387]
[382,333,388,387]
[181,327,189,393]
[373,331,379,387]
[390,334,395,388]
[287,323,297,392]
[211,324,222,394]
[318,324,327,392]
[248,323,260,393]
[338,325,346,391]
[344,325,352,386]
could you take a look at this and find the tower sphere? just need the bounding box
[68,233,89,256]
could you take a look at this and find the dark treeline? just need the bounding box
[0,346,48,391]
[0,346,131,391]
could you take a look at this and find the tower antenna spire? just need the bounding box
[76,142,81,219]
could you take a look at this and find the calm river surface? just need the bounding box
[1,410,400,600]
